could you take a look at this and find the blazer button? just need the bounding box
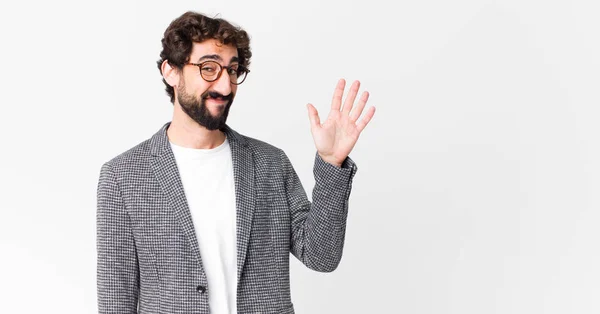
[196,285,206,293]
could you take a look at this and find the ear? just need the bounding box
[161,60,180,87]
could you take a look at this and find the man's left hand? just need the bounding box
[307,78,376,167]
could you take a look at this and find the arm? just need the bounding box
[96,163,140,313]
[283,150,358,272]
[289,78,374,271]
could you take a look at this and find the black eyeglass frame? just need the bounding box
[186,61,250,85]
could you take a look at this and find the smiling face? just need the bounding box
[174,39,240,130]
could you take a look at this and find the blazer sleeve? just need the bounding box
[96,163,140,313]
[281,150,358,272]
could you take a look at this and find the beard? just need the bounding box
[177,82,234,131]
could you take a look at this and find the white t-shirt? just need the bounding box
[169,136,237,314]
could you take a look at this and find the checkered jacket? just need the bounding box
[96,121,357,313]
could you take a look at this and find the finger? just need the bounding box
[342,80,360,114]
[349,91,369,122]
[331,78,345,111]
[356,106,376,133]
[307,103,321,129]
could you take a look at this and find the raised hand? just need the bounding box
[307,79,376,167]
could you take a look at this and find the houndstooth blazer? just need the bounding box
[96,121,357,314]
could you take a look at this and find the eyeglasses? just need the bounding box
[186,60,249,85]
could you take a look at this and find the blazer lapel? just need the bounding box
[149,122,256,285]
[149,122,206,274]
[221,124,256,285]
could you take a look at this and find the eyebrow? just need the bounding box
[197,54,240,64]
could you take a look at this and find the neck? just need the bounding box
[167,103,226,149]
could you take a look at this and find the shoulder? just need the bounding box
[238,133,287,162]
[243,134,282,154]
[100,137,153,175]
[227,126,293,171]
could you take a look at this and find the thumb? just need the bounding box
[307,103,321,129]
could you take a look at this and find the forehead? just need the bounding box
[189,39,239,63]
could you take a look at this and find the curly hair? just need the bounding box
[157,11,252,103]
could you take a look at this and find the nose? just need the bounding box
[211,68,233,96]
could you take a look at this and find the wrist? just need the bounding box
[318,152,343,168]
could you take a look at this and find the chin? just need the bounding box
[210,109,224,117]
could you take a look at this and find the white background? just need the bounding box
[0,0,599,313]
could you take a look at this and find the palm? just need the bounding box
[307,79,376,167]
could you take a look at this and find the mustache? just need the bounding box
[201,90,233,101]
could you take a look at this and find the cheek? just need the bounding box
[184,76,209,97]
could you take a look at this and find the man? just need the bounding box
[96,11,375,314]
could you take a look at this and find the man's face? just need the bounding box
[176,39,239,130]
